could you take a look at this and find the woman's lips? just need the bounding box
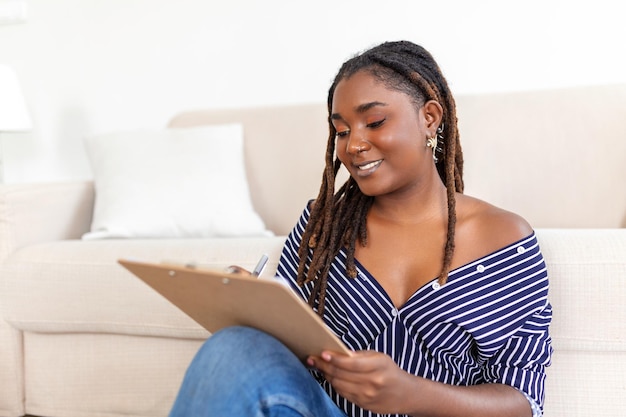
[354,159,383,176]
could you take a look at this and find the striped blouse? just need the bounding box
[276,205,553,417]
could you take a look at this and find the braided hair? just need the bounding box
[296,41,464,316]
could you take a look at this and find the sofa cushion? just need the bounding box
[1,237,286,338]
[83,124,271,240]
[536,229,626,416]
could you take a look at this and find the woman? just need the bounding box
[169,40,552,417]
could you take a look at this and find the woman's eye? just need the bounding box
[367,118,386,129]
[335,130,350,138]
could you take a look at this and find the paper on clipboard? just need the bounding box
[118,259,352,360]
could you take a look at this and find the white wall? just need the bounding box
[1,0,625,183]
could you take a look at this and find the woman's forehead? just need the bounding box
[332,72,414,112]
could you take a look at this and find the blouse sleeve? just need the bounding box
[481,301,553,412]
[475,237,553,412]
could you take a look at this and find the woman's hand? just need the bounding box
[308,351,534,417]
[307,350,417,415]
[225,265,252,275]
[226,254,269,277]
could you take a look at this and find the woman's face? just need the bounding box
[331,70,438,198]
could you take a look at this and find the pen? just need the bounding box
[251,254,269,277]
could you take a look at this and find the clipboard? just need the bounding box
[118,259,352,360]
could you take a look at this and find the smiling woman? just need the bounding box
[326,72,454,304]
[300,42,466,312]
[168,41,552,417]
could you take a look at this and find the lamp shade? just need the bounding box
[0,64,32,131]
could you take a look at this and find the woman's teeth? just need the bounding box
[359,160,382,170]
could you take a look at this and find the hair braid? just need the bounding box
[297,41,464,315]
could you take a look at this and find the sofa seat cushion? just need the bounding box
[535,229,626,352]
[535,229,626,417]
[1,237,286,338]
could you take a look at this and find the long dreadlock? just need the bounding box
[297,41,464,316]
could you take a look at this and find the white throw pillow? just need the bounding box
[82,124,271,240]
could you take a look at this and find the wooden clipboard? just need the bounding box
[118,259,351,360]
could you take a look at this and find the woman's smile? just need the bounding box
[354,159,383,176]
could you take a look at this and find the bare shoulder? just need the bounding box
[454,194,533,259]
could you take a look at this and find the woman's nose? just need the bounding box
[346,136,368,155]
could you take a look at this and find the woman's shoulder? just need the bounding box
[454,194,534,259]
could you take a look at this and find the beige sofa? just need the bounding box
[1,84,626,417]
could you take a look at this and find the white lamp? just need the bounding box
[0,64,32,182]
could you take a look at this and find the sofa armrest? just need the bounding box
[0,181,94,261]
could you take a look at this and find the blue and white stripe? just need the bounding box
[276,205,553,417]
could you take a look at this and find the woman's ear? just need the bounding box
[422,100,444,132]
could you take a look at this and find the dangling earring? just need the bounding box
[426,123,445,163]
[426,136,438,162]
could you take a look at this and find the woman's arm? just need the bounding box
[308,350,532,417]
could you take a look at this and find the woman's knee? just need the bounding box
[201,326,283,356]
[172,326,343,417]
[193,326,294,371]
[203,326,261,351]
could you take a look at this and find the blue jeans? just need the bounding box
[169,326,348,417]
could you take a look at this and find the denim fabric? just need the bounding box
[169,326,348,417]
[521,391,544,417]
